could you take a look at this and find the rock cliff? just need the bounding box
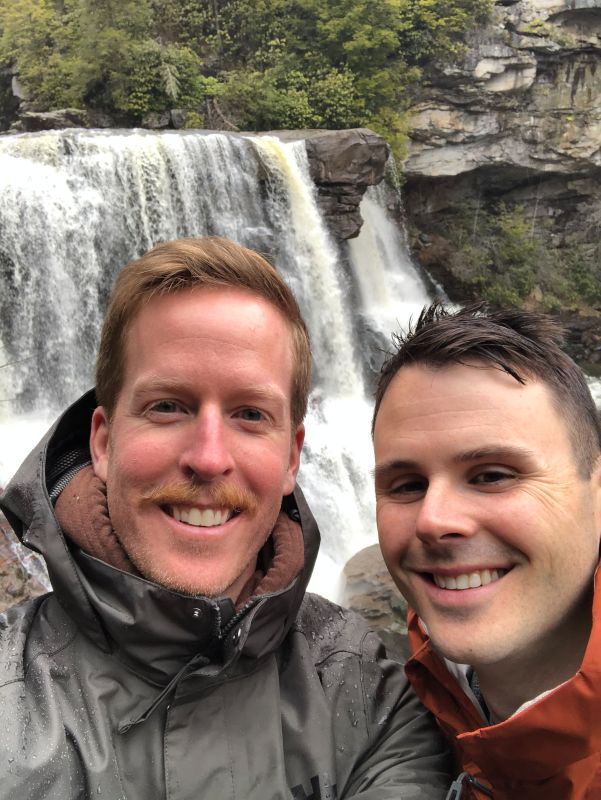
[403,0,601,362]
[271,128,390,239]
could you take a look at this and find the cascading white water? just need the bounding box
[349,181,430,337]
[0,129,432,597]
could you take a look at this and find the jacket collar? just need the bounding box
[405,563,601,781]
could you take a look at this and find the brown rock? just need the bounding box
[342,543,410,662]
[305,129,390,240]
[268,128,390,239]
[0,509,48,613]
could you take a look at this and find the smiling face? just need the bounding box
[90,286,304,599]
[374,363,601,671]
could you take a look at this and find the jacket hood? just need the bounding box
[0,389,321,683]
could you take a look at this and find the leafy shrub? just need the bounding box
[0,0,492,149]
[440,202,601,312]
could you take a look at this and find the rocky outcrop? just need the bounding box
[303,129,390,238]
[403,0,601,353]
[406,1,601,182]
[272,128,390,239]
[0,68,21,132]
[343,544,409,662]
[0,510,48,612]
[12,108,117,132]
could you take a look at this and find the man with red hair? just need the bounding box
[0,237,450,799]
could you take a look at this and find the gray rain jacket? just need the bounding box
[0,391,451,799]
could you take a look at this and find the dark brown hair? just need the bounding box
[96,237,312,427]
[373,302,601,475]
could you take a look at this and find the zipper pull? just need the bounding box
[445,775,466,800]
[445,773,493,800]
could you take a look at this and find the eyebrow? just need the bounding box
[454,446,536,463]
[132,377,186,396]
[373,445,536,482]
[132,377,287,405]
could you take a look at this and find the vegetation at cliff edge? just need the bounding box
[0,0,491,155]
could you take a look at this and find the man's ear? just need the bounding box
[283,424,305,495]
[90,407,110,482]
[590,453,601,545]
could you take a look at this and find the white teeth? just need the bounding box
[433,568,506,590]
[456,574,469,590]
[171,506,230,527]
[468,572,481,589]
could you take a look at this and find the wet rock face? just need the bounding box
[275,128,390,239]
[403,0,601,348]
[0,69,20,132]
[342,544,410,662]
[12,108,116,132]
[405,1,601,180]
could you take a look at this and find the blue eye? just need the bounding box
[238,408,264,422]
[149,400,181,414]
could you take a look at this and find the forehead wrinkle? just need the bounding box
[379,399,504,431]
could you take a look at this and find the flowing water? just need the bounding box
[0,129,431,597]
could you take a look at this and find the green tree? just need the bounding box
[0,0,492,139]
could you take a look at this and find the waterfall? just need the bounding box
[0,129,431,597]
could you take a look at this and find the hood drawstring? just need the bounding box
[445,772,493,800]
[118,653,210,734]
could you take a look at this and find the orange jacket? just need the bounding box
[405,567,601,800]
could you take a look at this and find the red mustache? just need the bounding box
[143,481,259,515]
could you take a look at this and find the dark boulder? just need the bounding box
[342,543,409,662]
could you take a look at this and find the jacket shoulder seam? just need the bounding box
[23,621,79,678]
[0,676,25,690]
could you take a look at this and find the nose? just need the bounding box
[179,408,235,481]
[415,480,477,545]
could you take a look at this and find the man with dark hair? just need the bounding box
[373,302,601,799]
[0,238,451,799]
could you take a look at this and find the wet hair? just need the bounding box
[96,236,312,427]
[373,302,601,476]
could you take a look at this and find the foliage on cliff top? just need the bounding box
[0,0,491,153]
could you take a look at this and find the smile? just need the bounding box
[165,505,239,528]
[432,568,508,590]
